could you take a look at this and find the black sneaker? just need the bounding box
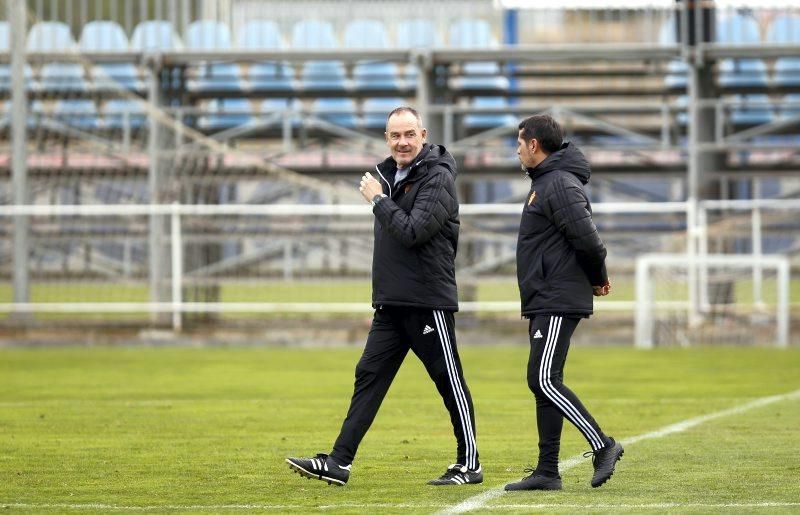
[285,453,351,486]
[584,437,624,488]
[427,464,483,485]
[504,469,562,491]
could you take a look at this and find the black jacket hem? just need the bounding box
[373,300,459,312]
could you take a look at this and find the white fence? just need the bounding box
[0,200,796,344]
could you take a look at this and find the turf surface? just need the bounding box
[1,345,799,512]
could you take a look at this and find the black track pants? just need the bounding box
[330,306,479,470]
[527,315,609,477]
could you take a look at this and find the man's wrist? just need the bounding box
[371,193,388,206]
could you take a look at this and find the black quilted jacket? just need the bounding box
[517,142,608,317]
[371,144,460,311]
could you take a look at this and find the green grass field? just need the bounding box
[2,345,800,513]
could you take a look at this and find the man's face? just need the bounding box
[385,111,427,167]
[516,129,538,170]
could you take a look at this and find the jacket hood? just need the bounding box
[528,141,591,185]
[380,143,458,179]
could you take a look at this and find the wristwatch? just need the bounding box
[371,193,388,206]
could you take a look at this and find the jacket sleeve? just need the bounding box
[547,174,608,286]
[372,167,455,248]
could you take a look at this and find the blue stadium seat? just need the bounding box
[293,19,351,128]
[345,20,400,90]
[27,21,75,51]
[728,94,774,126]
[396,19,442,86]
[301,61,347,91]
[79,21,142,91]
[27,22,86,92]
[448,18,493,48]
[186,20,232,49]
[716,13,767,89]
[463,97,516,129]
[767,15,800,87]
[0,22,36,90]
[448,19,505,90]
[312,98,358,128]
[718,59,769,89]
[0,63,35,90]
[260,98,299,128]
[447,19,510,129]
[454,61,509,90]
[185,20,243,91]
[238,21,294,91]
[247,62,294,91]
[54,100,99,130]
[238,20,283,49]
[291,19,337,49]
[396,19,441,48]
[658,18,688,89]
[131,20,183,50]
[3,101,44,128]
[199,98,253,131]
[362,97,404,129]
[344,19,389,48]
[779,93,800,119]
[353,61,400,90]
[103,99,146,130]
[40,62,87,91]
[674,95,689,126]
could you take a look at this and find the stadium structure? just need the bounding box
[0,0,798,346]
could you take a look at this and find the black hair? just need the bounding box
[518,114,563,154]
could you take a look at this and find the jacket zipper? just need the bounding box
[375,165,392,198]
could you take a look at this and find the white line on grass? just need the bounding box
[439,388,800,515]
[486,502,800,509]
[3,501,800,511]
[3,390,798,513]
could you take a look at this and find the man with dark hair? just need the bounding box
[505,114,623,491]
[286,107,482,487]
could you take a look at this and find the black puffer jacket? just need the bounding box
[371,143,460,311]
[517,142,608,317]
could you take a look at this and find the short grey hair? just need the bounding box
[386,106,423,128]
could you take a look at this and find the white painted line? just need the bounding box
[439,388,800,515]
[489,503,800,509]
[3,390,798,513]
[3,501,799,511]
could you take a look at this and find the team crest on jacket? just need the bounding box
[404,184,412,193]
[528,191,537,205]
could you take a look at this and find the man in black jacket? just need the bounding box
[286,107,481,486]
[504,115,623,492]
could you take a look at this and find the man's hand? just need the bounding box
[359,171,383,204]
[593,281,611,297]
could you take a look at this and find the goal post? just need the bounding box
[635,253,790,349]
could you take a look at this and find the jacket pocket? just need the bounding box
[519,254,545,299]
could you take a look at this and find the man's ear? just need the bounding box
[529,138,538,153]
[421,127,428,142]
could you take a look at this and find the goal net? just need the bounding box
[634,253,790,348]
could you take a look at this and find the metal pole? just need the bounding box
[171,202,183,331]
[9,0,29,315]
[635,256,653,349]
[503,8,519,103]
[698,204,708,310]
[776,258,789,348]
[147,65,166,323]
[751,179,763,306]
[415,49,441,142]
